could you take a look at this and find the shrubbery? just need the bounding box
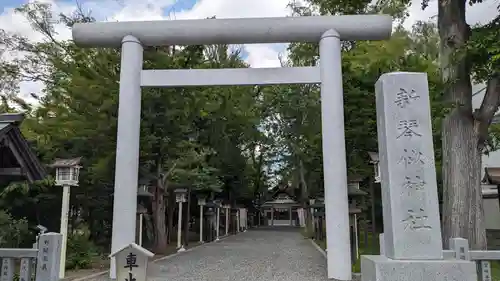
[0,210,30,248]
[65,226,100,270]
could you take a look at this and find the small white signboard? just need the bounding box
[109,243,154,281]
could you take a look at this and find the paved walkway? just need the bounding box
[147,227,328,281]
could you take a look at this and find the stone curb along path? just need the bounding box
[308,239,362,281]
[70,233,239,281]
[308,239,326,258]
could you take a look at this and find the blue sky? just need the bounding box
[1,0,198,15]
[164,0,199,14]
[1,0,496,101]
[0,0,293,65]
[0,0,22,9]
[0,0,296,101]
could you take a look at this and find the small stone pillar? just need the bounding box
[109,243,154,281]
[35,233,62,281]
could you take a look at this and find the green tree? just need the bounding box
[0,2,270,254]
[436,0,499,249]
[275,0,446,234]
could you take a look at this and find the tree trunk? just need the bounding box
[144,213,154,248]
[167,194,175,244]
[439,0,487,250]
[299,160,308,200]
[298,159,312,234]
[152,163,168,253]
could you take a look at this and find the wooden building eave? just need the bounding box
[0,120,46,183]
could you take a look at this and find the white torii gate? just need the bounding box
[72,15,392,281]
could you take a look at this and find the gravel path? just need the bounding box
[80,227,327,281]
[148,227,327,281]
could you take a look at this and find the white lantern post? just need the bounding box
[214,200,221,241]
[225,204,230,236]
[175,188,187,252]
[309,198,317,235]
[236,208,240,233]
[137,204,146,246]
[137,180,153,246]
[368,151,380,249]
[309,198,316,217]
[198,196,206,243]
[51,157,82,279]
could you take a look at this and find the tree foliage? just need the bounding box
[0,0,497,258]
[0,2,269,251]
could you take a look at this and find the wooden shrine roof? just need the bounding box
[50,157,82,168]
[0,113,46,184]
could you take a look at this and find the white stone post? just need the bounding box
[379,233,385,256]
[59,185,70,278]
[319,29,351,281]
[236,209,240,232]
[138,214,144,246]
[200,205,204,243]
[177,200,185,252]
[353,214,359,259]
[225,206,229,235]
[216,207,220,241]
[110,35,143,280]
[35,233,62,281]
[243,208,247,232]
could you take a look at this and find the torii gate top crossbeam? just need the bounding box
[72,15,392,47]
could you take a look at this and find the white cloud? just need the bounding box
[245,45,286,68]
[404,0,497,29]
[172,0,291,19]
[170,0,292,68]
[0,0,498,100]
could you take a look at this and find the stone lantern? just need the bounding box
[309,198,316,205]
[52,157,82,187]
[367,151,380,250]
[234,204,243,233]
[174,188,187,252]
[198,194,207,243]
[347,175,367,265]
[204,201,217,241]
[175,188,187,203]
[312,204,326,240]
[347,176,366,207]
[137,178,153,246]
[198,196,206,206]
[213,200,221,240]
[230,208,238,234]
[309,195,326,241]
[368,151,380,183]
[50,157,82,279]
[224,203,231,235]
